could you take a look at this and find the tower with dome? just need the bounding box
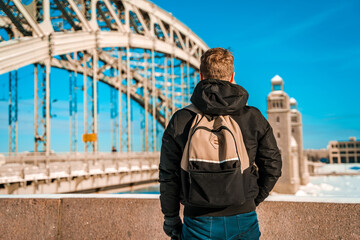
[290,97,310,185]
[266,75,304,194]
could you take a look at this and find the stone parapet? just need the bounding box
[0,195,359,239]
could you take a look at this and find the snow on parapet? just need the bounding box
[290,97,298,111]
[290,97,297,105]
[290,136,298,148]
[271,74,283,84]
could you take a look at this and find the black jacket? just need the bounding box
[159,79,282,217]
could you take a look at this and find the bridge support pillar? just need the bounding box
[8,70,18,155]
[117,48,123,152]
[171,56,175,115]
[186,61,190,104]
[83,50,98,153]
[110,69,119,152]
[180,63,184,108]
[69,53,78,152]
[34,60,51,155]
[143,50,149,152]
[164,57,169,127]
[151,49,156,152]
[126,46,131,152]
[93,49,98,152]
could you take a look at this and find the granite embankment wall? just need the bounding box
[0,195,359,240]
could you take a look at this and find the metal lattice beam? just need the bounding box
[49,47,198,127]
[0,0,32,36]
[0,0,208,74]
[0,0,206,154]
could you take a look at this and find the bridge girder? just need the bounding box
[0,0,208,153]
[50,50,168,128]
[0,0,208,74]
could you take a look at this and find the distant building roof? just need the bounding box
[329,137,359,143]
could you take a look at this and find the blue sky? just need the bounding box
[0,0,359,152]
[153,0,360,148]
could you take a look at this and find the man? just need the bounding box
[159,47,282,240]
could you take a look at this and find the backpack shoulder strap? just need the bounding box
[185,104,215,121]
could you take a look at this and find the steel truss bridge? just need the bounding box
[0,0,208,194]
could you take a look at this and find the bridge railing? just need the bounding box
[0,152,160,185]
[3,151,160,163]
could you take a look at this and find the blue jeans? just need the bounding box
[181,211,261,240]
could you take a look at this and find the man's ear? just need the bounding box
[230,72,235,83]
[200,73,204,81]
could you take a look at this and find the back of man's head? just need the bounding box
[200,47,234,81]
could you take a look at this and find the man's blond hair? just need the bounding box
[200,47,234,81]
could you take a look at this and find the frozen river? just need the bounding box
[123,175,360,199]
[122,164,360,199]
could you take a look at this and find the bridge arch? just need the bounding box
[0,0,209,154]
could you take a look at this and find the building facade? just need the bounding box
[328,137,360,164]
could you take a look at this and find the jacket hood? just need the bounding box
[190,79,249,115]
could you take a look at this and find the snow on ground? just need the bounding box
[294,163,360,198]
[295,175,360,198]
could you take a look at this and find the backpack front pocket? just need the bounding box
[188,168,246,208]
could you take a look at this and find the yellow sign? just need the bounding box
[82,133,97,142]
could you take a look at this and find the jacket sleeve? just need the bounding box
[254,120,282,205]
[159,114,182,217]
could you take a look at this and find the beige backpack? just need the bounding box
[180,104,250,207]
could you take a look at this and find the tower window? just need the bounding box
[292,128,294,133]
[276,116,280,122]
[277,132,280,138]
